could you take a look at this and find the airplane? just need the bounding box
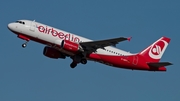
[7,20,172,71]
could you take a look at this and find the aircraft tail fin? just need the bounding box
[138,37,171,62]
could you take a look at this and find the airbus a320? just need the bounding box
[8,20,172,71]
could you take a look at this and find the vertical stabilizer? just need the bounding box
[138,37,171,62]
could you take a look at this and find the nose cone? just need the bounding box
[7,23,14,30]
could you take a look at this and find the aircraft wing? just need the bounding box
[80,37,131,53]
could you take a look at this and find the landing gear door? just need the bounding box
[30,20,36,32]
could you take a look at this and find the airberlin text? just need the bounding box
[37,25,80,42]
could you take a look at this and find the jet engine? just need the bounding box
[61,40,84,53]
[43,46,66,59]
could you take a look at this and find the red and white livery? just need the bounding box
[8,20,172,71]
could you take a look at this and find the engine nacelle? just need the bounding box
[43,46,66,59]
[61,40,84,53]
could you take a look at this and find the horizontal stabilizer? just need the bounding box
[147,62,173,68]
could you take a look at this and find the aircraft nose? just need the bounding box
[7,23,15,31]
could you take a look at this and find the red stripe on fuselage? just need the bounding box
[88,53,166,71]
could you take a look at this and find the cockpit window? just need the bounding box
[15,21,25,24]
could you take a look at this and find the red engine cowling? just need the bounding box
[61,40,84,53]
[43,46,66,59]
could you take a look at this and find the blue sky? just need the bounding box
[1,0,180,101]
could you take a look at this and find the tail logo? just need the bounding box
[149,40,168,59]
[152,45,161,55]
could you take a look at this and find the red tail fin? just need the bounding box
[138,37,171,62]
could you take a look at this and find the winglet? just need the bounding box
[127,37,132,41]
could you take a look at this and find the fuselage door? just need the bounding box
[133,55,138,65]
[30,20,36,32]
